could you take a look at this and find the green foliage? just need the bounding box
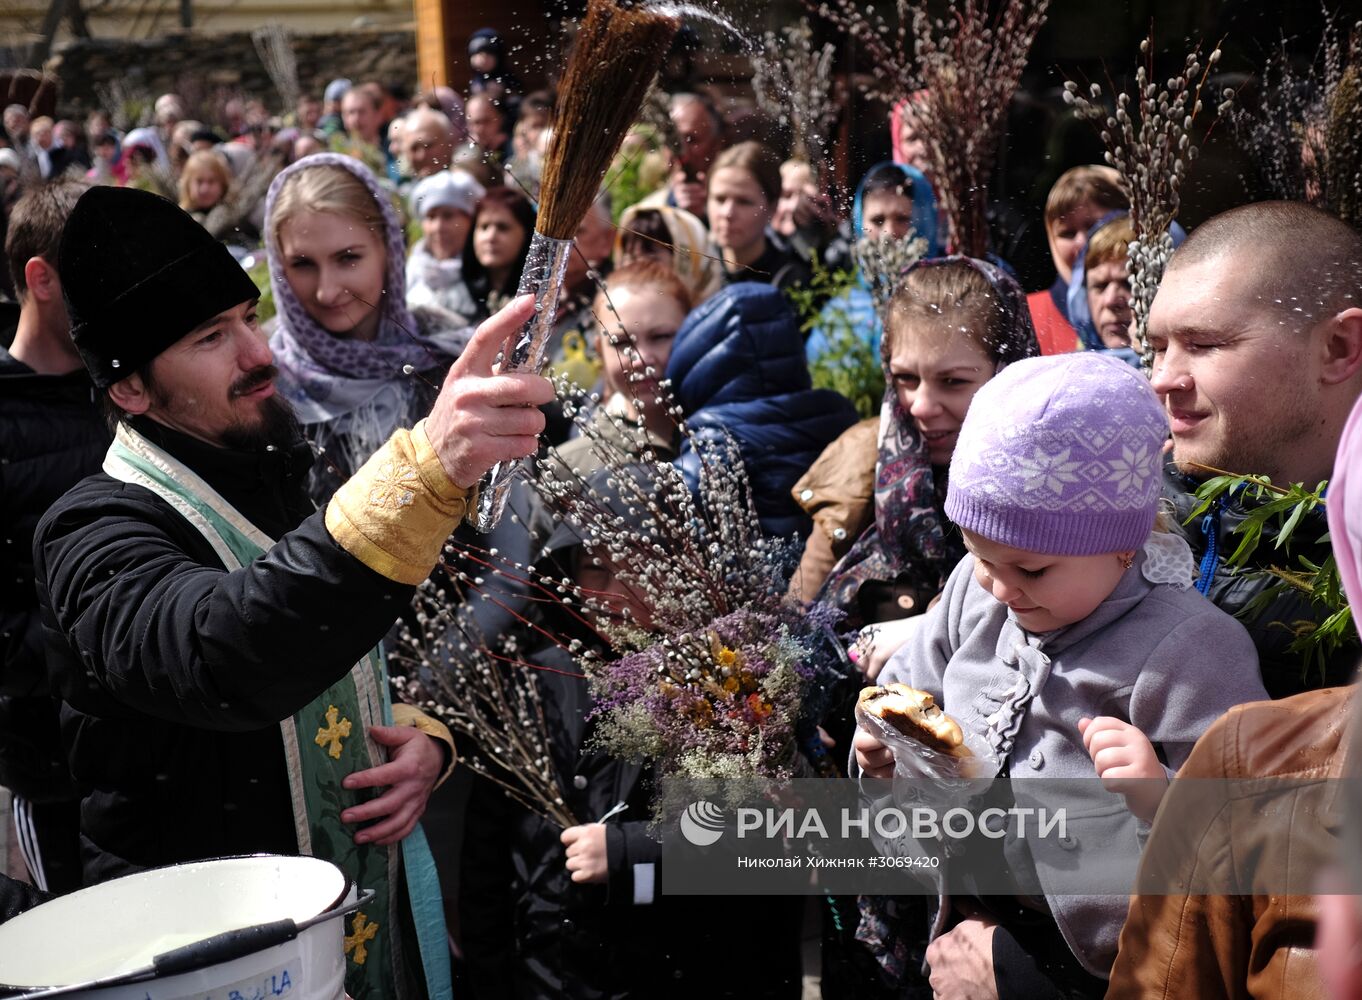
[1188,472,1355,684]
[247,257,276,325]
[604,125,667,225]
[605,151,650,226]
[789,256,882,420]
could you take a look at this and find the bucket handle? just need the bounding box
[11,889,376,1000]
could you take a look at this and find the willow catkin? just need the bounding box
[537,0,680,240]
[1326,60,1362,231]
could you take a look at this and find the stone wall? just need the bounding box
[45,26,417,119]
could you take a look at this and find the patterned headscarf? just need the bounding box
[614,203,723,306]
[265,153,462,387]
[820,256,1041,624]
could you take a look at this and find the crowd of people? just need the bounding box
[1,17,1361,1000]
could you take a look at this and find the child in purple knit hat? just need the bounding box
[853,353,1270,994]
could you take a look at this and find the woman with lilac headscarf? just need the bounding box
[264,152,473,503]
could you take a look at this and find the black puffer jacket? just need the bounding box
[32,417,412,884]
[0,349,109,801]
[1164,465,1358,699]
[717,230,813,294]
[458,646,804,1000]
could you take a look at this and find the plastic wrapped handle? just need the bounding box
[475,232,574,532]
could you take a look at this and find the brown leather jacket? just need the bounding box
[787,417,879,601]
[1107,686,1356,999]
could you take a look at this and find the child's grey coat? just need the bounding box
[873,545,1270,977]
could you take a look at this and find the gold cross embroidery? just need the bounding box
[314,704,352,760]
[344,911,379,965]
[367,459,419,509]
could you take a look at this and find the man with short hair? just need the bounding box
[342,85,383,149]
[402,106,455,181]
[153,93,184,135]
[638,93,725,221]
[35,186,553,994]
[1149,200,1362,698]
[0,179,105,898]
[465,94,510,161]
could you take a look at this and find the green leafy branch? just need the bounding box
[788,254,883,420]
[1187,465,1354,683]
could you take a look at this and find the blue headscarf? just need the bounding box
[805,163,943,365]
[851,161,943,256]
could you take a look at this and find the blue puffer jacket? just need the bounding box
[667,283,860,539]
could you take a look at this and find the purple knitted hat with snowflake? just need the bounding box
[944,353,1168,555]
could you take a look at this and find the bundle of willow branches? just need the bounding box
[1063,38,1234,370]
[1233,16,1362,229]
[816,0,1049,256]
[751,18,840,171]
[391,620,579,829]
[852,232,931,324]
[393,360,849,816]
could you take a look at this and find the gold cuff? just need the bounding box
[325,419,472,584]
[392,702,458,788]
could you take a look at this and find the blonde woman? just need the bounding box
[177,148,269,244]
[177,149,232,222]
[264,152,472,502]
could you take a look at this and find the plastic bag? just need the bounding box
[855,695,1000,793]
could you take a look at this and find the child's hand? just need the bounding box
[561,823,609,884]
[854,726,895,780]
[849,617,920,681]
[1079,716,1169,824]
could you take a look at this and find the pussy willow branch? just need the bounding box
[816,0,1049,256]
[751,18,839,170]
[1064,37,1234,371]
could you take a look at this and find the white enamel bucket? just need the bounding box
[0,855,364,1000]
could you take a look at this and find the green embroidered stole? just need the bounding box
[104,423,409,999]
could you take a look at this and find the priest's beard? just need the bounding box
[137,363,303,453]
[219,394,303,452]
